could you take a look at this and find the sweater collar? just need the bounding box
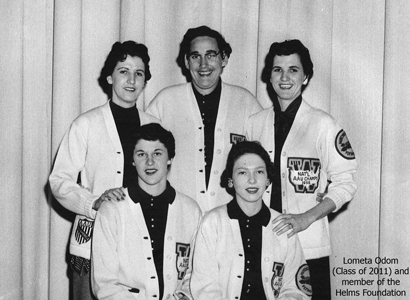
[274,94,302,119]
[192,77,222,99]
[128,181,176,205]
[227,198,270,227]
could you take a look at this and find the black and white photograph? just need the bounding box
[1,1,409,299]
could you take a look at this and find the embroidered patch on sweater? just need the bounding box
[176,243,190,280]
[335,129,355,160]
[288,158,321,193]
[271,262,284,297]
[75,218,94,244]
[296,264,312,296]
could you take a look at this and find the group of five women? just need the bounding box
[50,27,357,300]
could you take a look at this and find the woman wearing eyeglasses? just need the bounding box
[146,25,262,214]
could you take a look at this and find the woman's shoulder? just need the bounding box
[155,82,190,98]
[97,197,129,219]
[175,191,201,211]
[268,208,282,220]
[202,204,228,223]
[302,99,337,123]
[249,106,273,120]
[71,102,107,125]
[222,81,255,97]
[138,109,160,124]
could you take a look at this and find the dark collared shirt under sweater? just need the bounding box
[192,79,222,188]
[270,95,302,212]
[227,199,271,300]
[128,181,176,300]
[109,100,141,188]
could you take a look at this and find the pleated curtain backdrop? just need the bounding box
[1,0,409,299]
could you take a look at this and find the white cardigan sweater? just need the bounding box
[246,99,357,260]
[92,189,201,300]
[191,204,311,300]
[49,100,159,259]
[146,82,262,212]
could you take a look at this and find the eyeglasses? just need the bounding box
[187,51,221,64]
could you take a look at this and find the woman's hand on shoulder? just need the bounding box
[272,212,314,238]
[93,187,126,211]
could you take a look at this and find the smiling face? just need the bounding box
[133,139,171,196]
[270,53,308,111]
[184,36,228,95]
[232,153,269,212]
[107,55,146,108]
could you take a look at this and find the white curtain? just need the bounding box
[1,0,409,299]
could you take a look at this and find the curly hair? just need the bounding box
[98,41,151,97]
[262,39,314,92]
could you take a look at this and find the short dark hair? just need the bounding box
[262,39,314,92]
[98,41,152,97]
[177,26,232,78]
[220,141,274,196]
[134,123,175,159]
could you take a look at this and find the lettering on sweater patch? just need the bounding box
[175,243,190,280]
[288,158,321,193]
[271,262,284,297]
[230,133,245,144]
[296,264,312,296]
[75,218,94,245]
[335,129,355,160]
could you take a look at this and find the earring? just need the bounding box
[303,77,308,85]
[228,179,233,188]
